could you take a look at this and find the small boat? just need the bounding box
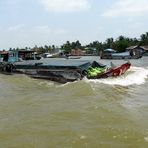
[86,62,131,79]
[67,56,81,59]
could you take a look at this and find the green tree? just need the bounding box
[75,40,81,48]
[61,41,71,52]
[114,36,129,52]
[140,32,148,45]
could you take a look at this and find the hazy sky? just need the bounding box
[0,0,148,49]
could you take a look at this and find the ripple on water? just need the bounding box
[84,66,148,87]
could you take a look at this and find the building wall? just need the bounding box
[71,48,84,56]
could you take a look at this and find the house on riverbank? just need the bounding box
[0,50,38,62]
[126,46,145,57]
[0,51,9,62]
[100,46,145,59]
[70,48,85,56]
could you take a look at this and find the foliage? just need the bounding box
[61,40,82,52]
[140,32,148,45]
[3,32,148,54]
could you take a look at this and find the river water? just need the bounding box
[0,57,148,148]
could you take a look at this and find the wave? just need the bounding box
[85,66,148,86]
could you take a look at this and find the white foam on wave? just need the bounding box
[86,66,148,86]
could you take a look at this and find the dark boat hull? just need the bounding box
[0,59,131,83]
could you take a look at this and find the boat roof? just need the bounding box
[14,58,93,70]
[104,48,116,52]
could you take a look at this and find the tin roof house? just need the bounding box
[126,45,146,58]
[0,50,37,62]
[100,46,144,59]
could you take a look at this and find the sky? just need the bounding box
[0,0,148,49]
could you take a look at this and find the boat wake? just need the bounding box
[85,66,148,86]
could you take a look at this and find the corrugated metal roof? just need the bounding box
[126,45,148,50]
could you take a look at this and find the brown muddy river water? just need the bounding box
[0,57,148,147]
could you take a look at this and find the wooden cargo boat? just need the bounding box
[0,58,131,83]
[0,48,131,83]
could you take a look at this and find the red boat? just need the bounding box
[87,62,131,79]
